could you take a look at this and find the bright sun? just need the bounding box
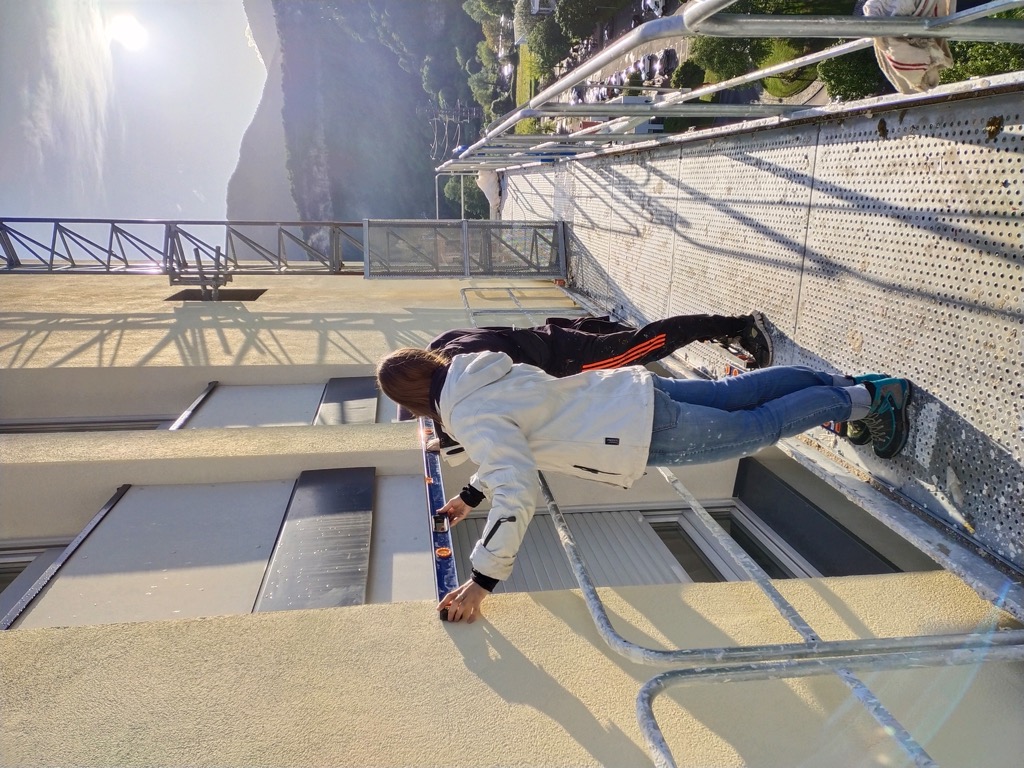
[108,14,149,51]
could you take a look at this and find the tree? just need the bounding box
[463,0,497,23]
[818,48,892,102]
[476,39,499,69]
[688,36,770,81]
[468,67,499,106]
[464,0,515,19]
[671,60,705,90]
[491,93,515,117]
[554,0,598,42]
[527,15,571,72]
[444,176,490,219]
[941,12,1024,86]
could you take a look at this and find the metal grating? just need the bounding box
[506,84,1024,573]
[798,93,1024,565]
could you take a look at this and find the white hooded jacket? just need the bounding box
[437,351,655,582]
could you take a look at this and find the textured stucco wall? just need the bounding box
[0,274,566,419]
[2,572,1021,768]
[0,423,422,541]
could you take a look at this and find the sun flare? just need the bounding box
[108,14,148,51]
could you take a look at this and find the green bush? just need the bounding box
[941,10,1024,84]
[671,60,705,90]
[818,48,891,102]
[624,71,644,97]
[444,175,490,219]
[689,36,771,81]
[526,15,571,72]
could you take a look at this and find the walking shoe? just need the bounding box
[713,313,773,368]
[845,373,886,446]
[738,312,773,369]
[860,377,912,459]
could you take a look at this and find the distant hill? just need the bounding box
[226,0,299,224]
[229,0,481,227]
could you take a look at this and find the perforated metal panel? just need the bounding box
[505,85,1024,573]
[797,93,1024,567]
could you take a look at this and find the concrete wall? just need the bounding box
[0,424,422,541]
[0,273,498,420]
[1,572,1021,767]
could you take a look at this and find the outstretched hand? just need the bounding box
[438,579,488,623]
[440,495,471,525]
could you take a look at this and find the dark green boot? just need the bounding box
[860,377,913,459]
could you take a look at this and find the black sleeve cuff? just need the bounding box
[434,423,459,449]
[471,569,499,592]
[460,484,485,508]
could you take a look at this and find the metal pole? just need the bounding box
[637,643,1024,768]
[656,468,934,767]
[535,472,1024,667]
[444,11,1023,169]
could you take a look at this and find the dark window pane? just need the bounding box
[650,522,723,583]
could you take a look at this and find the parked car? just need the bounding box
[643,0,665,17]
[636,53,657,81]
[655,47,679,77]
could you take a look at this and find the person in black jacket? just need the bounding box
[427,312,773,376]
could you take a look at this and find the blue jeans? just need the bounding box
[647,366,853,466]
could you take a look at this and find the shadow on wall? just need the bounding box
[563,226,645,326]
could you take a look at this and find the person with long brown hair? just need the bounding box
[377,347,911,623]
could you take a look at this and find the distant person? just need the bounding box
[377,347,912,623]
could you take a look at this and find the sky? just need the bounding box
[0,0,267,220]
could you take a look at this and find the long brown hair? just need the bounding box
[376,347,448,420]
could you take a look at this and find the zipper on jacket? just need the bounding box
[573,464,620,476]
[482,516,516,547]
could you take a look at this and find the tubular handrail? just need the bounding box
[440,1,1024,174]
[536,471,1024,667]
[655,468,933,767]
[637,644,1024,768]
[538,469,1024,766]
[683,0,743,28]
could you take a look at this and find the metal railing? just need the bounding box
[362,219,565,279]
[1,218,568,282]
[535,472,1024,768]
[436,0,1024,173]
[0,218,364,275]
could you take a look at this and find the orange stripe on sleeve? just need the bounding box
[580,334,667,371]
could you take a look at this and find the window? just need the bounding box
[449,497,905,593]
[646,501,825,581]
[0,545,68,623]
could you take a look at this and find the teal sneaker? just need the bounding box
[860,377,913,459]
[845,373,886,446]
